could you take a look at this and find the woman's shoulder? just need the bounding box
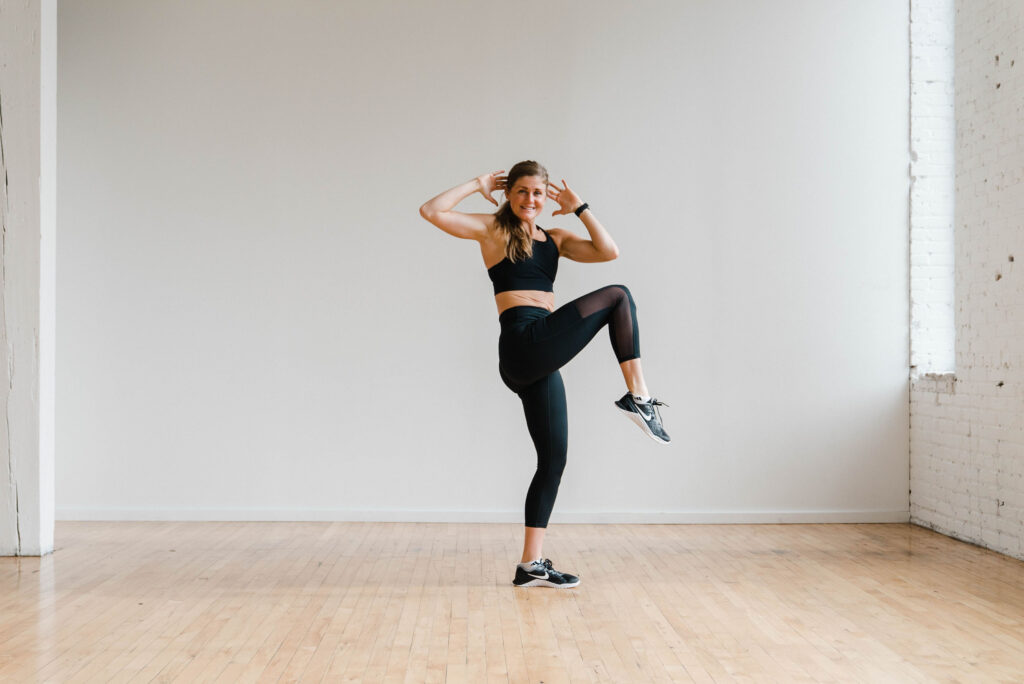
[479,216,509,265]
[542,226,568,251]
[481,214,507,245]
[471,212,501,239]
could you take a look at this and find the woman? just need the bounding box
[419,160,669,588]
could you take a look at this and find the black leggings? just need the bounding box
[498,284,641,528]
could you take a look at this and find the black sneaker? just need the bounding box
[512,558,580,588]
[615,393,671,444]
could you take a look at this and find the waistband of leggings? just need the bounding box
[499,306,551,325]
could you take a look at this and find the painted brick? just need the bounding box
[910,0,957,376]
[910,0,1024,561]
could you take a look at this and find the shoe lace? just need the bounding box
[642,398,669,424]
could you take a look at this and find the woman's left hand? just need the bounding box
[548,179,584,216]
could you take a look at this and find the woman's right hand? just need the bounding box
[477,170,507,207]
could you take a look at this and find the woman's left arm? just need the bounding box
[547,180,619,262]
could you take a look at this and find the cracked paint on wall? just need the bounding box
[0,0,55,556]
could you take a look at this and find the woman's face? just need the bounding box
[506,175,548,222]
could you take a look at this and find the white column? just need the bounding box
[0,0,57,556]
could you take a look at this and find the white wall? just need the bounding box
[911,0,1024,559]
[58,0,911,523]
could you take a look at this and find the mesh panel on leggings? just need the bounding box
[572,285,639,362]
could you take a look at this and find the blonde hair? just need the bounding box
[494,160,548,262]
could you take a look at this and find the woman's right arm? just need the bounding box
[419,170,505,241]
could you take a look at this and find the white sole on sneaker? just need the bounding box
[617,405,670,445]
[513,578,580,588]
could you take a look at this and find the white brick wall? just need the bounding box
[910,0,1024,559]
[910,0,956,376]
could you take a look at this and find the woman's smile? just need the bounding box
[508,175,548,220]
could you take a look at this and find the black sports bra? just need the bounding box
[487,227,560,295]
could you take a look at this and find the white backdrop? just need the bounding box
[58,0,911,522]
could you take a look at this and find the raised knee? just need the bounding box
[609,284,633,303]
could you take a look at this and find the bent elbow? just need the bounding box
[606,246,620,261]
[419,205,435,222]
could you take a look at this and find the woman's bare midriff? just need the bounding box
[483,225,557,315]
[495,290,555,315]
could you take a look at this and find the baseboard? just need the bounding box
[56,508,911,524]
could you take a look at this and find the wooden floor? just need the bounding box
[1,523,1024,683]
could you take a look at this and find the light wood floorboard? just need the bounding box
[1,522,1023,682]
